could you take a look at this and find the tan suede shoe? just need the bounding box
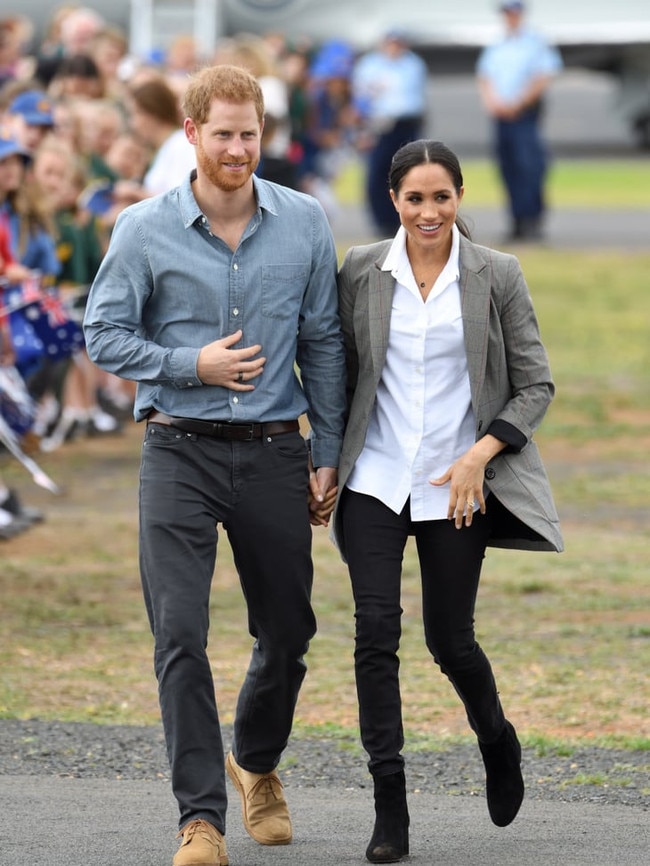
[172,819,228,866]
[226,751,292,845]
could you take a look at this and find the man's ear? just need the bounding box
[184,117,198,145]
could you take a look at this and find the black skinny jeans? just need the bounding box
[340,489,506,776]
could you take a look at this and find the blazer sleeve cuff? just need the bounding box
[485,419,527,454]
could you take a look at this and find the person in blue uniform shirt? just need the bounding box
[352,29,428,238]
[476,2,563,241]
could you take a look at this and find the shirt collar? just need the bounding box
[178,171,278,230]
[252,174,279,217]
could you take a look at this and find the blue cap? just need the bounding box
[8,90,55,126]
[0,133,31,163]
[500,2,525,11]
[384,28,410,43]
[310,40,355,79]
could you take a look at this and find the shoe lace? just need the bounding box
[176,819,215,842]
[247,773,283,803]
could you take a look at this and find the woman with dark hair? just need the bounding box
[327,139,563,862]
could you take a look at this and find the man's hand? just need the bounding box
[308,464,338,527]
[196,329,266,389]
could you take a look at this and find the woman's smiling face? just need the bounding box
[390,162,464,255]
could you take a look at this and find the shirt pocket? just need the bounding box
[261,264,310,320]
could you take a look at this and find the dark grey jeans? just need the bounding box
[138,423,316,832]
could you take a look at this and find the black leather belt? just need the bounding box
[147,411,299,441]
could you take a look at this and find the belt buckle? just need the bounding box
[241,424,256,441]
[215,422,256,441]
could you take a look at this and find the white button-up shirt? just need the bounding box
[347,225,476,520]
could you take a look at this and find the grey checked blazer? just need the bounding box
[331,234,564,559]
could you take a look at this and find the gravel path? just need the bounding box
[1,719,647,809]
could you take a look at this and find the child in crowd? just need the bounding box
[31,135,124,449]
[1,169,44,538]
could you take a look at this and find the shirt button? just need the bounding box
[485,467,496,480]
[233,396,239,404]
[233,308,239,316]
[186,381,193,387]
[233,263,238,271]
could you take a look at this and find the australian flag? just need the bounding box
[1,274,85,378]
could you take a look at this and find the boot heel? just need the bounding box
[479,720,525,827]
[366,770,409,863]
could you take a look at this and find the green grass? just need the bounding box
[520,249,650,441]
[463,159,650,209]
[0,191,649,751]
[335,157,650,209]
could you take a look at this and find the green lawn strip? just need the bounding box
[0,249,648,755]
[334,158,650,209]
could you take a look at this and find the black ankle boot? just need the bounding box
[478,720,525,827]
[365,770,410,863]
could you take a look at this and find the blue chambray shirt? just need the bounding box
[83,173,346,468]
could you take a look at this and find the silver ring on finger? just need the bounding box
[238,371,244,383]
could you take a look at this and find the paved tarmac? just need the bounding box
[1,774,648,866]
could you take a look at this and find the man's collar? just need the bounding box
[179,171,278,229]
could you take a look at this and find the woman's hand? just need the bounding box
[430,434,507,529]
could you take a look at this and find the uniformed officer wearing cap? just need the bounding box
[476,3,563,241]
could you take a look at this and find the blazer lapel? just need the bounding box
[363,237,494,398]
[368,251,395,379]
[459,237,491,403]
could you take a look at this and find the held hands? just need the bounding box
[196,329,266,389]
[308,462,338,527]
